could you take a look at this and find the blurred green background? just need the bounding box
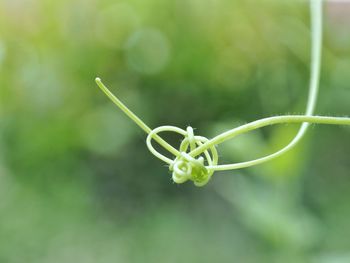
[1,0,350,262]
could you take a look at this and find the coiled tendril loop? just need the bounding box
[146,126,218,186]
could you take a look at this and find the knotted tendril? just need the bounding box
[146,126,218,186]
[94,0,350,187]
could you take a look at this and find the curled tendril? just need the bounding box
[146,126,218,186]
[94,0,350,187]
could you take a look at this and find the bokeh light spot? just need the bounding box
[125,28,171,75]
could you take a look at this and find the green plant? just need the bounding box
[95,0,350,187]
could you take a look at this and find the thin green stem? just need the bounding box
[201,0,323,170]
[95,78,180,157]
[188,115,350,170]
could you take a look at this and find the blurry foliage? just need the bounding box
[0,0,350,262]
